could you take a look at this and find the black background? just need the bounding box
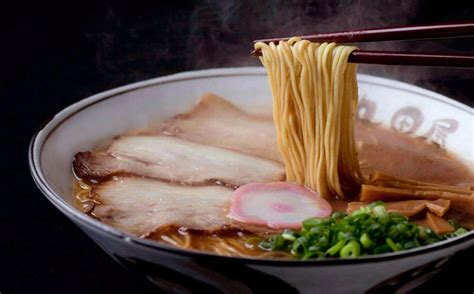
[2,1,473,293]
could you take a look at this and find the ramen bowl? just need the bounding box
[29,67,473,293]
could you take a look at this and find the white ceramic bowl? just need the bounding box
[29,67,473,293]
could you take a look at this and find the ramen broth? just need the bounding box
[73,109,473,258]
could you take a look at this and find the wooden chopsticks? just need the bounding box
[252,21,474,67]
[347,51,474,67]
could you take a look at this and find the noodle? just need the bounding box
[182,233,192,248]
[255,39,365,198]
[73,180,96,213]
[160,235,179,246]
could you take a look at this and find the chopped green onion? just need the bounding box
[331,211,347,219]
[445,227,468,238]
[386,238,400,252]
[303,218,322,229]
[360,233,374,249]
[259,201,469,259]
[337,231,353,241]
[326,240,346,256]
[368,201,385,208]
[340,241,361,258]
[402,241,418,249]
[373,244,391,254]
[372,205,388,218]
[282,232,296,241]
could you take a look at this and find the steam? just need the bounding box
[185,0,420,68]
[83,1,472,105]
[185,0,473,105]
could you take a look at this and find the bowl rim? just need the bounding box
[29,66,473,265]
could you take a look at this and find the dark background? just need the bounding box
[2,1,473,293]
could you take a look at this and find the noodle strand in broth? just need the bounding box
[255,39,365,198]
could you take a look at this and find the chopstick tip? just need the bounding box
[251,48,261,56]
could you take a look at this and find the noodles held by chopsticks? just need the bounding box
[255,38,365,198]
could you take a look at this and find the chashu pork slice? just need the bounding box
[74,136,285,187]
[161,93,282,162]
[93,177,234,236]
